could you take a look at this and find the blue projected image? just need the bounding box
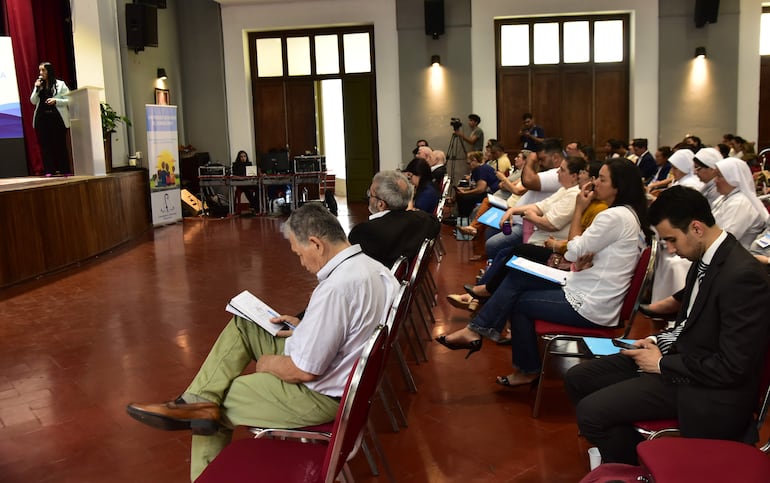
[0,102,23,139]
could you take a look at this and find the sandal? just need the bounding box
[446,293,474,310]
[458,225,477,237]
[495,374,540,388]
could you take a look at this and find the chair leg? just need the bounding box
[394,342,418,393]
[376,386,400,433]
[407,313,428,362]
[366,419,396,483]
[400,323,421,365]
[360,439,379,476]
[531,339,554,418]
[382,373,409,427]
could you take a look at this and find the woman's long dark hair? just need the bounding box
[404,157,432,194]
[605,158,653,243]
[233,150,249,164]
[40,62,58,93]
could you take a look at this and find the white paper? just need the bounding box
[226,290,288,335]
[506,255,568,286]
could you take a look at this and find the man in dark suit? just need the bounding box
[631,138,657,183]
[565,186,770,465]
[349,170,440,268]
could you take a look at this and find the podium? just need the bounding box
[67,86,106,176]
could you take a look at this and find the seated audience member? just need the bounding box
[458,149,528,240]
[451,151,500,219]
[451,160,604,307]
[603,138,624,160]
[667,148,704,190]
[126,203,399,480]
[231,150,260,212]
[692,147,723,205]
[484,140,564,259]
[682,134,703,151]
[730,135,748,160]
[717,143,731,158]
[404,157,440,214]
[349,170,440,268]
[436,159,649,388]
[428,149,447,191]
[565,141,582,158]
[711,157,768,248]
[565,186,770,466]
[412,138,429,156]
[646,146,672,190]
[487,141,512,174]
[578,144,596,162]
[630,138,657,182]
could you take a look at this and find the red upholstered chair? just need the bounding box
[531,240,657,418]
[637,438,770,482]
[196,326,389,483]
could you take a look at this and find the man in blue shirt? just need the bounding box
[520,113,544,152]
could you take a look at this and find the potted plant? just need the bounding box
[101,102,131,170]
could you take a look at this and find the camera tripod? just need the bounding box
[446,132,467,184]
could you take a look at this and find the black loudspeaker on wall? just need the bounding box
[126,3,158,51]
[424,0,444,39]
[694,0,720,28]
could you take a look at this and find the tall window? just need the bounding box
[251,28,373,79]
[499,16,626,67]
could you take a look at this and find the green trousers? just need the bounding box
[185,316,340,481]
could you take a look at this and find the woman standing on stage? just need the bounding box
[30,62,70,175]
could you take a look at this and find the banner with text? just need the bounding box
[0,36,28,177]
[146,104,181,225]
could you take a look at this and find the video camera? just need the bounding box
[450,117,463,131]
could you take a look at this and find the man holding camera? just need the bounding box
[452,114,484,153]
[520,113,544,152]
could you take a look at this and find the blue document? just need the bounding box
[582,337,636,356]
[477,207,506,229]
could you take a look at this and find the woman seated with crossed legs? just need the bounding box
[436,159,651,387]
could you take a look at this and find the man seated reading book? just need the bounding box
[126,203,398,481]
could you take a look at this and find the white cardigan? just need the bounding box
[30,79,70,128]
[563,205,646,326]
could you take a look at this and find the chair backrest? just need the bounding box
[389,255,410,283]
[322,325,389,481]
[408,238,434,288]
[619,239,657,337]
[434,174,452,221]
[754,341,770,452]
[383,281,410,348]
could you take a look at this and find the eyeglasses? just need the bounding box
[366,189,385,202]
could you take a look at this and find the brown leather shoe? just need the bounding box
[126,400,221,435]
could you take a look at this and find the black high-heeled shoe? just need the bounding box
[463,284,490,300]
[434,335,483,359]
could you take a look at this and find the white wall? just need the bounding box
[219,0,402,170]
[471,0,659,146]
[71,0,129,166]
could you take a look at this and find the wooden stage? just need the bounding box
[0,170,152,288]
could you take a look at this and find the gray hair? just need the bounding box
[281,203,347,245]
[372,170,412,211]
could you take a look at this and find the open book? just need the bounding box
[505,255,568,286]
[226,290,294,335]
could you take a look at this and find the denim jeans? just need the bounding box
[485,223,523,260]
[467,269,599,373]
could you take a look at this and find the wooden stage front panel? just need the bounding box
[0,171,151,288]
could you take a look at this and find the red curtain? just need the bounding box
[4,0,74,175]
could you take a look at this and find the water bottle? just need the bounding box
[302,187,309,202]
[502,220,512,235]
[285,185,292,203]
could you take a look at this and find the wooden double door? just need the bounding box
[497,63,629,156]
[252,77,378,201]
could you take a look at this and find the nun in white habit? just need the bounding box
[668,149,704,191]
[712,157,769,248]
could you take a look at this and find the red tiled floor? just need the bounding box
[1,199,768,482]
